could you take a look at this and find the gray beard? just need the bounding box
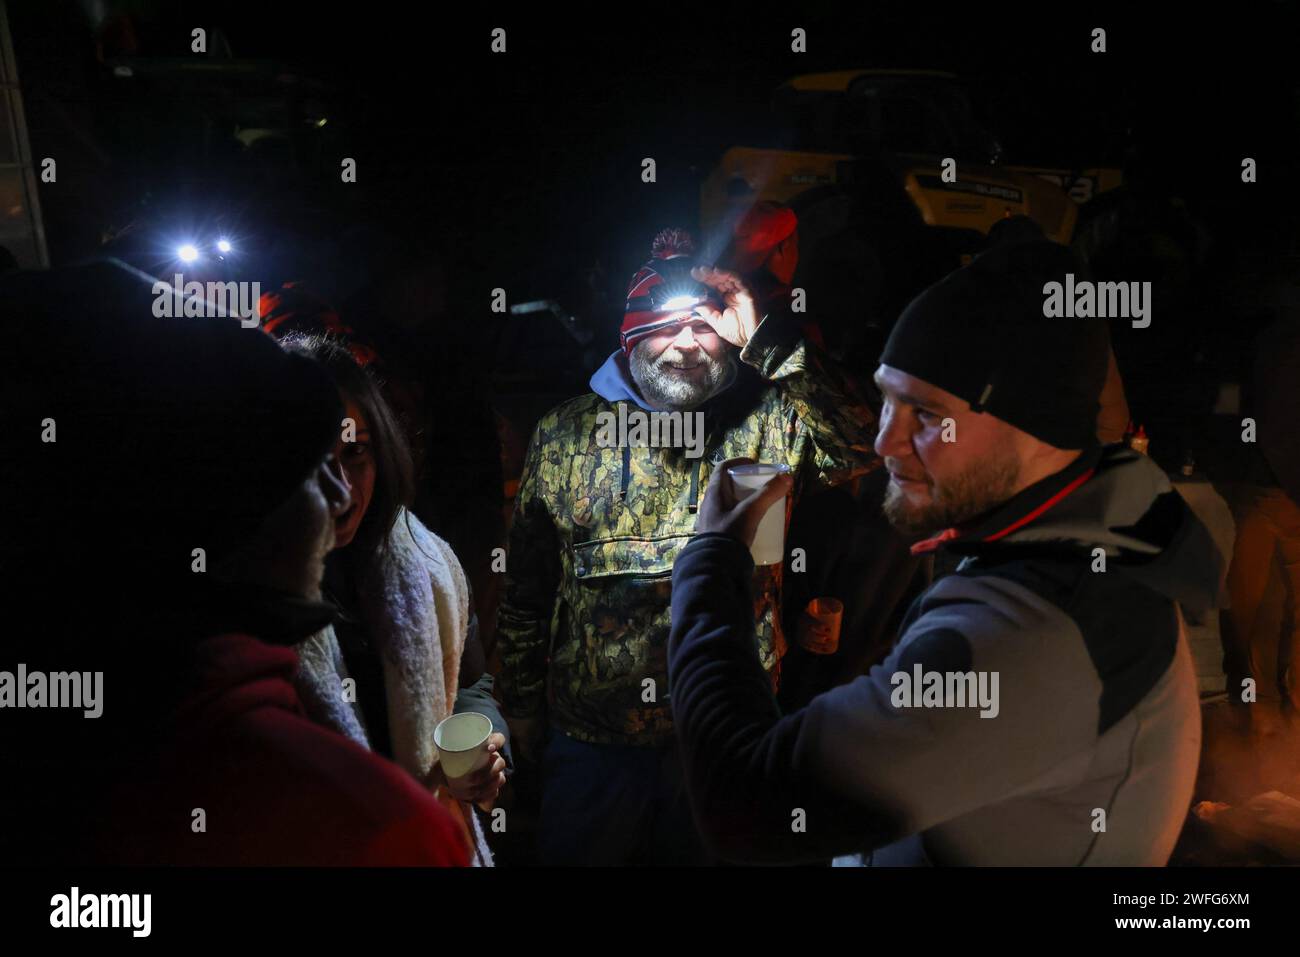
[629,342,738,412]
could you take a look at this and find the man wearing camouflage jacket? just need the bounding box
[497,228,878,864]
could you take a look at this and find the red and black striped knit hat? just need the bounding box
[620,227,724,356]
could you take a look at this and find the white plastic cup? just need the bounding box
[727,462,792,566]
[433,712,493,780]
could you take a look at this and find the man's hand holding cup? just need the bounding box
[696,456,794,561]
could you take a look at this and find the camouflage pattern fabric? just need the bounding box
[497,312,880,745]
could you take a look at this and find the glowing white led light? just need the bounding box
[661,294,700,311]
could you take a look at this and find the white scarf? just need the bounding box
[294,508,493,865]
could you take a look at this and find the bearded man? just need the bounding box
[497,227,878,864]
[667,239,1221,865]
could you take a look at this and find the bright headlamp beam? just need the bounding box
[661,294,703,311]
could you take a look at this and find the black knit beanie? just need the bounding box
[880,239,1110,450]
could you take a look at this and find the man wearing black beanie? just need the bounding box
[667,240,1223,865]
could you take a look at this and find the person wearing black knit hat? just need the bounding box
[873,238,1110,533]
[668,239,1224,865]
[977,218,1132,444]
[4,260,470,866]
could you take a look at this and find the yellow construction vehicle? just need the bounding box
[701,70,1123,265]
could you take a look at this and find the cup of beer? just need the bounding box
[727,462,792,565]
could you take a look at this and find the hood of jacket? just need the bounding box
[590,350,657,411]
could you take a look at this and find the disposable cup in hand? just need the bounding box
[728,462,792,566]
[434,712,493,780]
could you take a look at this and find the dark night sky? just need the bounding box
[9,1,1300,330]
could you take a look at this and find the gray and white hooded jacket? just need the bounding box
[668,444,1221,865]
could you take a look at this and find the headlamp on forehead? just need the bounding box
[628,280,721,318]
[660,293,707,312]
[621,245,725,355]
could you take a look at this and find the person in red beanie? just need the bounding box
[730,202,799,288]
[726,201,824,348]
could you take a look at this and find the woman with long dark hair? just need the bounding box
[278,331,508,866]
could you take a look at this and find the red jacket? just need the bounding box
[98,631,469,866]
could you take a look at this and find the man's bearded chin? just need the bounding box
[882,450,1022,537]
[629,341,737,411]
